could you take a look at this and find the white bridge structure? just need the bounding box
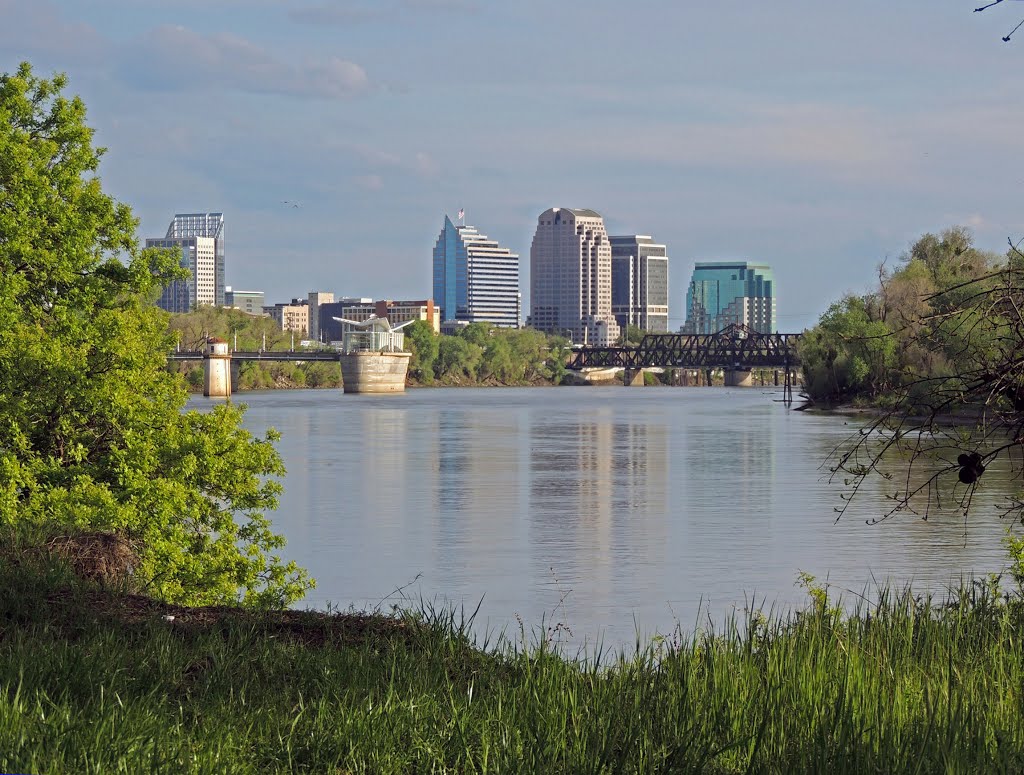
[332,315,414,354]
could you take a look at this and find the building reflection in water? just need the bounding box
[529,405,669,635]
[429,404,527,593]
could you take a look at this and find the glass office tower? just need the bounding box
[610,235,669,333]
[433,214,520,328]
[683,262,775,334]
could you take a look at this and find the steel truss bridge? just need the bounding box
[566,324,802,371]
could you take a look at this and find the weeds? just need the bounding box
[3,554,1024,772]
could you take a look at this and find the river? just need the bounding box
[211,386,1016,651]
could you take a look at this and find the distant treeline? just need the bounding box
[167,307,340,390]
[166,309,579,389]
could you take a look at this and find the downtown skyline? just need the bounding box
[3,1,1021,331]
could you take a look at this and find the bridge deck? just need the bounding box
[168,350,341,362]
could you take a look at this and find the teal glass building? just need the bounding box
[683,262,775,334]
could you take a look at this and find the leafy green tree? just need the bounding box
[459,322,492,348]
[799,295,897,402]
[405,319,438,383]
[545,335,570,384]
[436,335,481,380]
[800,229,1003,405]
[619,324,645,346]
[0,63,311,606]
[480,336,515,382]
[506,328,549,381]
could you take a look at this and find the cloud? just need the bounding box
[288,3,380,25]
[324,139,440,178]
[0,0,104,64]
[353,174,385,191]
[123,25,370,99]
[412,151,441,177]
[289,0,477,25]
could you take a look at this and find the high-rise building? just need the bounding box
[307,291,334,342]
[610,235,669,333]
[146,235,217,313]
[165,213,225,306]
[529,208,620,345]
[683,262,775,334]
[433,215,520,328]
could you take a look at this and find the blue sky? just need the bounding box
[3,0,1021,330]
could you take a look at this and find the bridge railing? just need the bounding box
[167,350,342,362]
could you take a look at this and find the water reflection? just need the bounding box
[223,387,1017,650]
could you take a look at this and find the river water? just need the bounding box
[214,386,1016,650]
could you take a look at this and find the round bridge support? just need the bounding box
[203,338,232,397]
[724,369,753,387]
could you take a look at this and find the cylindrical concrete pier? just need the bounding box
[339,351,411,393]
[724,369,753,387]
[203,338,232,397]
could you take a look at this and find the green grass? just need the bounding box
[2,560,1024,773]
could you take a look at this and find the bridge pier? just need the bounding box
[231,359,241,393]
[203,338,232,397]
[623,368,644,387]
[724,369,753,387]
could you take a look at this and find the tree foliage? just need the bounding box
[405,323,568,385]
[0,63,311,606]
[801,227,1024,524]
[800,227,1000,406]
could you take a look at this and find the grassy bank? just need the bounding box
[3,559,1024,773]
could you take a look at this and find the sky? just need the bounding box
[3,0,1022,331]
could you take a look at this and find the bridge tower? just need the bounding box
[203,337,232,397]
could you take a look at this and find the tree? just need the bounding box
[405,319,438,383]
[0,63,311,606]
[619,324,645,346]
[810,228,1024,524]
[436,335,481,380]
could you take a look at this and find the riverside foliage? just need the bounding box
[0,63,312,606]
[166,311,573,388]
[798,226,1024,524]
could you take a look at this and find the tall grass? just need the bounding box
[1,559,1024,772]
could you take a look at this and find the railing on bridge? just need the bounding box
[566,324,802,371]
[167,350,341,362]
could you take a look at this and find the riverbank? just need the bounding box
[4,552,1024,772]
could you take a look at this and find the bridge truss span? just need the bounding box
[566,324,802,371]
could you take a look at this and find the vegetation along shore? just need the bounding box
[7,541,1024,772]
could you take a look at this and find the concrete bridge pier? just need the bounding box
[203,338,232,397]
[724,369,753,387]
[230,359,241,393]
[623,368,644,387]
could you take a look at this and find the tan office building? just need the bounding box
[529,208,620,345]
